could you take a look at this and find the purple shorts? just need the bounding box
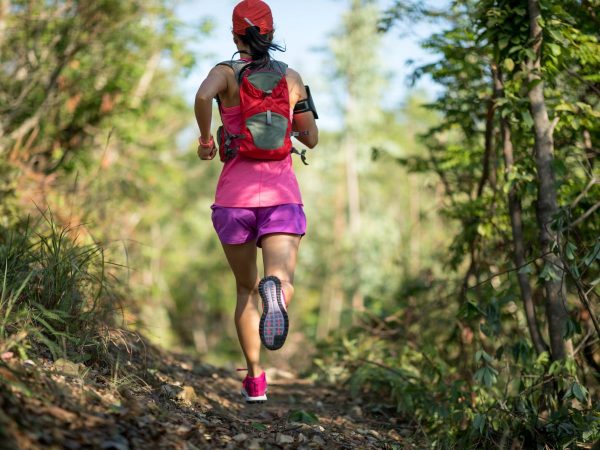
[211,204,306,247]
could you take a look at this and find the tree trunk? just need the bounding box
[526,0,572,360]
[494,64,548,355]
[0,0,8,48]
[344,86,364,320]
[316,176,346,338]
[408,174,421,276]
[477,91,498,197]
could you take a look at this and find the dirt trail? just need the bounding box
[0,340,414,449]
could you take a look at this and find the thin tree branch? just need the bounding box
[571,178,599,208]
[570,201,600,229]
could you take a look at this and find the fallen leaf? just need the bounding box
[0,366,17,382]
[251,422,267,431]
[288,409,319,424]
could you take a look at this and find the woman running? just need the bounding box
[194,0,318,403]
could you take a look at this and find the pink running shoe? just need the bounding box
[258,276,289,350]
[241,371,268,403]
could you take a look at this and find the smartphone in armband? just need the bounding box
[293,85,318,119]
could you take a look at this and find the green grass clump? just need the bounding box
[0,211,121,364]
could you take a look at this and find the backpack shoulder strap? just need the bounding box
[268,60,288,76]
[214,60,250,107]
[216,60,250,85]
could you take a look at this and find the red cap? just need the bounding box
[232,0,273,35]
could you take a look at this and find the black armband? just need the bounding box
[293,85,318,119]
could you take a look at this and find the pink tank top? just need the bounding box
[213,104,303,208]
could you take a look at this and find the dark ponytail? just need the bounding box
[235,25,285,77]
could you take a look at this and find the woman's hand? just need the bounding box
[197,136,217,160]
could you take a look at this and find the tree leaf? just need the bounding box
[522,110,534,128]
[565,242,577,260]
[546,43,561,56]
[571,382,587,403]
[472,413,486,434]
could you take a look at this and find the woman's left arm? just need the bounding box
[195,66,228,157]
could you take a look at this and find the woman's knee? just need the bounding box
[236,278,259,297]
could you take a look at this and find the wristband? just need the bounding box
[199,135,214,148]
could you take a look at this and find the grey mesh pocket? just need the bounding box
[246,112,288,150]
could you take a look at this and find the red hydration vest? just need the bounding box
[216,59,299,162]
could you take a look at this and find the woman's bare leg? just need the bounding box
[261,233,302,305]
[221,241,262,377]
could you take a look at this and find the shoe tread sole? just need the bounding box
[258,275,289,351]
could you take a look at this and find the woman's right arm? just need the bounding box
[195,66,229,144]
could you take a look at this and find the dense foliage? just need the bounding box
[315,0,599,447]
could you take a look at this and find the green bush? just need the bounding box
[315,317,600,448]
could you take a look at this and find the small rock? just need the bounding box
[160,384,177,398]
[54,358,84,377]
[176,386,197,404]
[233,433,249,442]
[298,423,313,432]
[298,433,308,443]
[314,425,325,433]
[368,429,380,438]
[399,427,412,437]
[350,406,362,417]
[388,429,402,440]
[357,428,369,435]
[100,436,130,450]
[312,435,326,446]
[276,433,295,444]
[247,439,263,450]
[63,439,81,450]
[175,425,193,436]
